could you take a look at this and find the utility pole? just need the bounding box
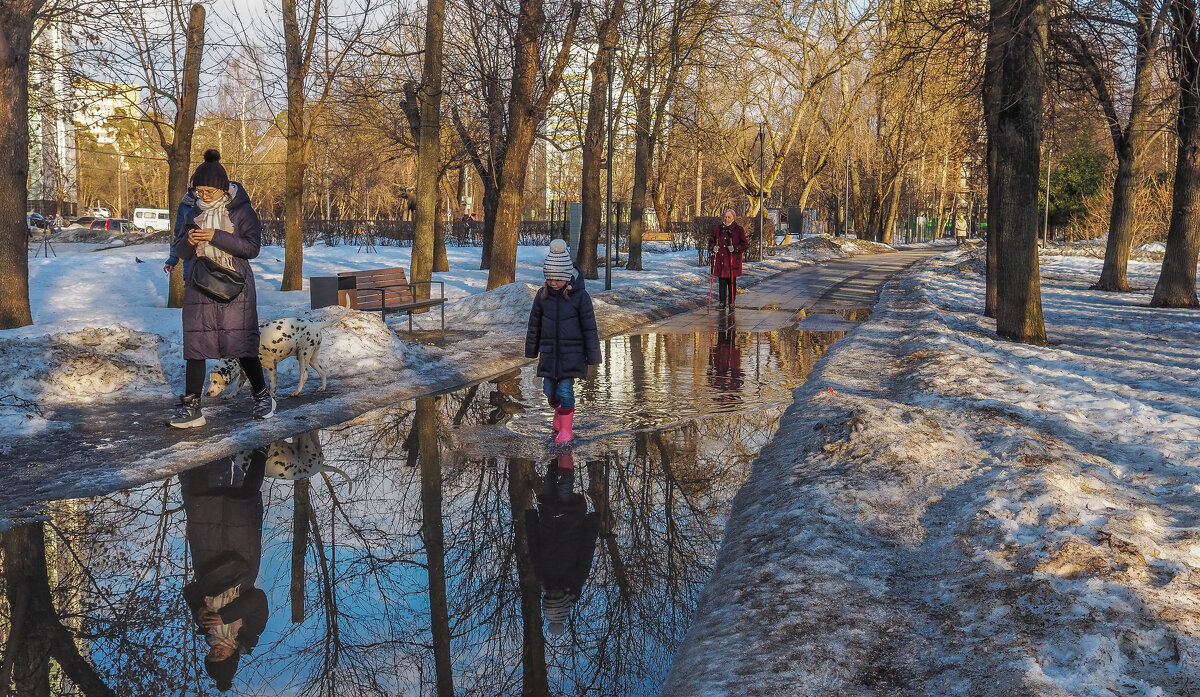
[603,45,619,291]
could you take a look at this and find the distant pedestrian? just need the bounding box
[525,239,601,444]
[708,209,748,311]
[168,149,274,428]
[525,453,600,636]
[955,212,969,246]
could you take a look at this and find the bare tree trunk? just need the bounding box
[486,0,580,289]
[167,4,205,309]
[412,0,447,299]
[0,0,43,329]
[985,0,1049,342]
[1095,145,1139,291]
[480,180,498,270]
[627,86,652,271]
[416,396,454,697]
[1153,0,1200,307]
[280,0,315,292]
[3,523,116,697]
[290,478,310,623]
[579,7,623,279]
[508,458,550,696]
[434,195,449,271]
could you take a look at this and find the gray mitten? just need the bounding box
[726,244,735,252]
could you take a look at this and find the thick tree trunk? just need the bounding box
[1092,0,1162,291]
[479,180,498,270]
[985,0,1049,342]
[167,4,205,309]
[3,523,116,697]
[508,458,550,697]
[412,0,446,299]
[0,1,41,329]
[416,396,455,697]
[1153,0,1200,307]
[487,0,579,289]
[280,0,310,292]
[627,86,652,271]
[1094,144,1139,291]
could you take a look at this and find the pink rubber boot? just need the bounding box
[554,408,575,444]
[549,399,561,432]
[557,451,574,472]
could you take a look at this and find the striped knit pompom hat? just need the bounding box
[543,239,574,282]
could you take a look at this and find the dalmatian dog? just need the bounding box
[234,431,353,492]
[207,316,340,398]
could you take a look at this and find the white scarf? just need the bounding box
[204,583,244,650]
[196,185,237,270]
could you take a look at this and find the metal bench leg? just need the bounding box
[440,304,445,333]
[408,311,413,334]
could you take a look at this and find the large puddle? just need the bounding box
[0,309,864,696]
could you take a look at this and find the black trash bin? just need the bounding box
[310,275,357,310]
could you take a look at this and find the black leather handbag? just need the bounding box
[189,255,245,303]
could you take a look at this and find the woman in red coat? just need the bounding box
[708,208,749,311]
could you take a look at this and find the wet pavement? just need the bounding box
[0,250,934,695]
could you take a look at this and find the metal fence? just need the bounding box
[259,219,575,248]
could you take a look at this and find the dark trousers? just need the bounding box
[185,357,267,396]
[718,277,736,305]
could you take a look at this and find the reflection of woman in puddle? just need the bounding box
[525,453,600,635]
[707,326,745,401]
[180,448,269,692]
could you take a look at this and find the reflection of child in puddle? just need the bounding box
[180,448,270,692]
[526,452,600,635]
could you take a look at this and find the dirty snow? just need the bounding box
[665,249,1200,696]
[2,236,883,442]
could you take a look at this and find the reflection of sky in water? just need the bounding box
[24,320,852,696]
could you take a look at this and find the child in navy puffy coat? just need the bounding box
[525,239,601,443]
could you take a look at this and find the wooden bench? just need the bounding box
[337,267,445,333]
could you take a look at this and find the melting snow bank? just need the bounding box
[664,249,1200,696]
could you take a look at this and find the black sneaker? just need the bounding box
[251,387,276,419]
[167,394,205,428]
[716,302,726,311]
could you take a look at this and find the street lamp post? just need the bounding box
[603,45,619,291]
[758,122,766,260]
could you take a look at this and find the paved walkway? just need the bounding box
[639,250,934,336]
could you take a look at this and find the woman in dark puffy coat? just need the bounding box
[525,239,601,444]
[168,149,274,428]
[180,448,269,692]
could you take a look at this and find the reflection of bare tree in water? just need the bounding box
[0,354,796,696]
[418,396,454,697]
[1,522,116,697]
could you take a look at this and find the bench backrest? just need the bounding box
[338,267,413,309]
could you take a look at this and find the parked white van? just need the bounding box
[133,207,172,232]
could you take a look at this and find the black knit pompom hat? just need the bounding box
[192,149,229,191]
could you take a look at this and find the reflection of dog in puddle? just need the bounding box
[234,431,352,492]
[207,316,342,398]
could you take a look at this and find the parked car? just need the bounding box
[89,218,138,234]
[133,207,172,232]
[91,207,111,218]
[66,216,97,229]
[26,213,47,230]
